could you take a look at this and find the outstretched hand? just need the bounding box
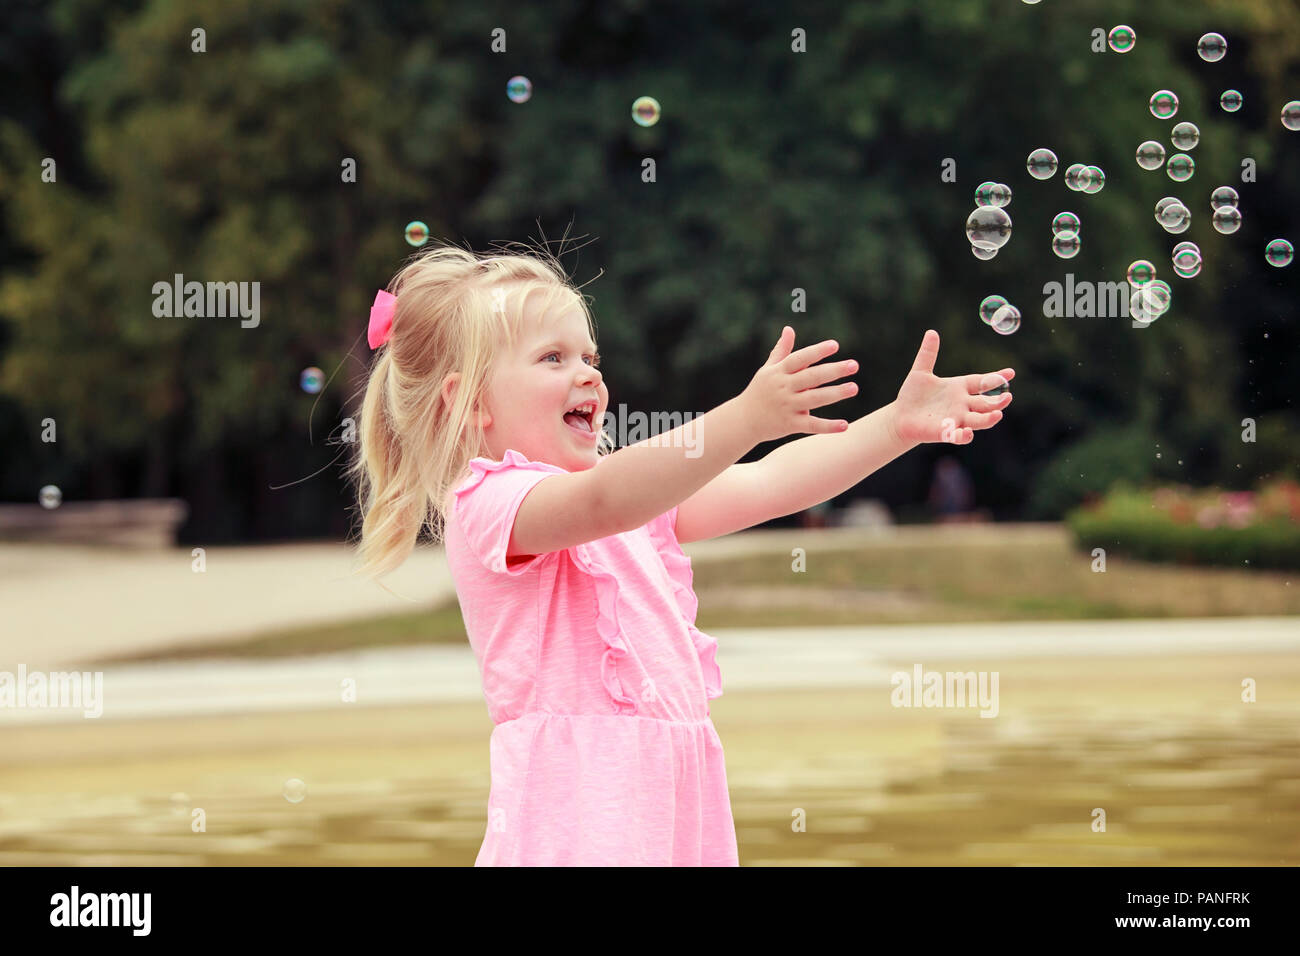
[890,330,1014,446]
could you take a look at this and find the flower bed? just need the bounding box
[1065,478,1300,570]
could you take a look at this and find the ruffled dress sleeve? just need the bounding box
[643,506,724,701]
[450,448,570,576]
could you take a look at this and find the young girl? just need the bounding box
[348,243,1014,866]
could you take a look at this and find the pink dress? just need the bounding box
[443,447,738,866]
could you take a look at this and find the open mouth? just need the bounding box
[562,401,597,434]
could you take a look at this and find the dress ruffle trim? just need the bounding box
[451,447,567,502]
[646,512,724,701]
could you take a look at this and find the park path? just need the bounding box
[0,523,1067,672]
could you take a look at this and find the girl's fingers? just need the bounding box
[798,381,859,410]
[781,338,840,372]
[801,414,851,434]
[972,391,1012,412]
[791,357,858,391]
[765,326,795,366]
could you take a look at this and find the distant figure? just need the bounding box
[928,456,975,523]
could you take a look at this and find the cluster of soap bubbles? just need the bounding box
[1172,241,1203,279]
[1155,196,1191,234]
[967,182,1014,259]
[1209,186,1243,235]
[1126,260,1174,324]
[1052,210,1081,259]
[1064,163,1106,194]
[979,294,1020,336]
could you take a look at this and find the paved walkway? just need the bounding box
[1,524,1069,671]
[3,616,1295,725]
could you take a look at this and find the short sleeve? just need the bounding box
[451,448,570,576]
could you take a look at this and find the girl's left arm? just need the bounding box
[673,402,915,544]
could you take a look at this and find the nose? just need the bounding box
[576,361,602,387]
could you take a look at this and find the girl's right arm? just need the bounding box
[507,327,858,559]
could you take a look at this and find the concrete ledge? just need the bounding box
[0,499,189,548]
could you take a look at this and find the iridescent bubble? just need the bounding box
[990,304,1021,336]
[1136,140,1166,171]
[1081,166,1106,194]
[300,367,325,394]
[1172,242,1201,264]
[632,96,661,127]
[1164,210,1191,234]
[975,181,999,207]
[1197,32,1227,63]
[404,220,430,247]
[506,75,532,103]
[1173,247,1202,275]
[966,206,1013,250]
[971,244,998,261]
[1212,205,1242,234]
[1148,280,1174,314]
[1138,284,1170,314]
[979,294,1008,325]
[284,778,307,804]
[1130,290,1158,324]
[1220,90,1243,113]
[1026,148,1059,179]
[1265,239,1294,267]
[1283,101,1300,132]
[38,484,62,509]
[1052,231,1081,259]
[988,183,1013,208]
[1166,153,1195,182]
[1127,260,1157,287]
[1064,164,1087,191]
[1150,90,1179,120]
[1210,186,1238,210]
[1052,211,1081,236]
[1155,196,1181,218]
[1158,202,1190,231]
[981,374,1011,397]
[1172,256,1202,279]
[1171,122,1200,151]
[1108,25,1136,53]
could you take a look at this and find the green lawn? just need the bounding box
[91,533,1300,665]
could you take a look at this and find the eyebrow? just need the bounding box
[536,339,598,354]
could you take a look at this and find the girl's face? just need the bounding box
[481,290,607,472]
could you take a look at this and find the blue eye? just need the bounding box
[543,351,601,367]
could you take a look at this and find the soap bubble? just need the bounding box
[1212,205,1242,234]
[990,304,1021,335]
[989,183,1012,208]
[1171,122,1200,150]
[981,375,1011,397]
[1197,32,1227,62]
[506,76,532,103]
[632,96,661,127]
[1148,280,1174,314]
[1052,211,1081,236]
[1081,166,1106,194]
[1130,290,1158,324]
[404,220,430,247]
[1173,247,1203,275]
[1136,141,1166,170]
[1265,239,1294,267]
[1064,164,1087,191]
[1052,231,1081,259]
[1220,89,1243,112]
[971,244,998,260]
[1210,186,1239,210]
[1172,241,1201,258]
[1127,260,1157,286]
[966,207,1013,250]
[1138,283,1171,315]
[979,294,1008,325]
[1157,201,1190,232]
[284,778,307,803]
[39,485,62,509]
[300,367,325,394]
[975,181,999,206]
[1155,196,1180,217]
[1283,102,1300,132]
[1108,25,1136,53]
[1166,154,1195,182]
[1150,90,1179,119]
[1026,148,1059,179]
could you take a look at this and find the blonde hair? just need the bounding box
[345,240,611,583]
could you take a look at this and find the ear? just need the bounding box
[441,372,492,428]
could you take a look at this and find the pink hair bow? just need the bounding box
[368,290,396,349]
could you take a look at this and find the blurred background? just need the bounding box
[1,0,1297,865]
